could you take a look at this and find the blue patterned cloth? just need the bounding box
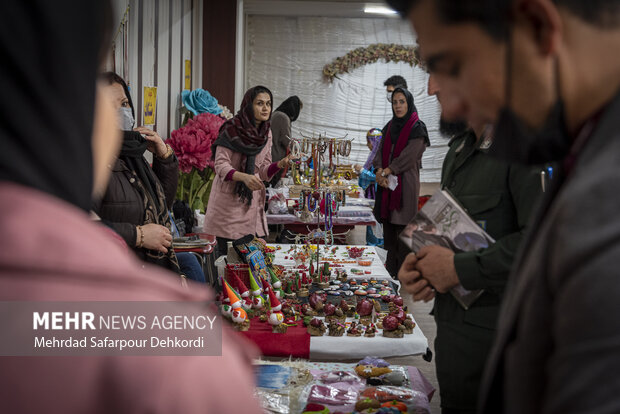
[358,168,376,190]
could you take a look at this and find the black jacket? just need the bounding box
[94,153,180,272]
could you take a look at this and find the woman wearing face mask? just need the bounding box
[93,72,181,274]
[373,86,430,278]
[204,86,290,257]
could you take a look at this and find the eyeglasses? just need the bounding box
[386,91,393,102]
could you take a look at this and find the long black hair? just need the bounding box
[275,95,302,122]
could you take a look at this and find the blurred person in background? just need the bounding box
[269,95,302,187]
[384,74,409,103]
[0,1,262,412]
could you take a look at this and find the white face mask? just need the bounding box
[118,107,135,131]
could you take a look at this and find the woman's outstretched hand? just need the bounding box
[277,155,291,169]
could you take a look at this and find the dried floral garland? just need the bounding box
[323,43,419,82]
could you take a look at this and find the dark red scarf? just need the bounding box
[380,112,419,219]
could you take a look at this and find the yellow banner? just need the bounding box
[143,86,157,125]
[184,60,191,90]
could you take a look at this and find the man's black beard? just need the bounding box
[491,99,570,165]
[439,118,469,138]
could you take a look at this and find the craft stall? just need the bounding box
[254,359,435,414]
[266,134,378,242]
[214,128,434,411]
[215,236,435,413]
[217,238,429,361]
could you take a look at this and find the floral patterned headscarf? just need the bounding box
[363,128,383,170]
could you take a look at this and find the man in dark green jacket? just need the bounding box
[398,74,542,414]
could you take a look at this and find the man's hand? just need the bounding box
[398,253,435,302]
[415,245,459,293]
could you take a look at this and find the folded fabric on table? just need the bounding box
[336,206,374,217]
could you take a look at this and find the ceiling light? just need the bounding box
[364,6,398,15]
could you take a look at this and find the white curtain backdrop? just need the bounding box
[245,15,449,182]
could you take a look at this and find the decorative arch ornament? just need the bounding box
[322,43,420,82]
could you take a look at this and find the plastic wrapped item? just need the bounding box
[367,369,408,387]
[357,356,390,368]
[318,371,364,385]
[359,386,431,413]
[361,386,427,403]
[307,384,359,405]
[255,365,294,389]
[255,390,290,414]
[267,187,289,214]
[254,363,314,413]
[194,209,204,229]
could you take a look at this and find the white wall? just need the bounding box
[243,14,449,183]
[105,0,203,141]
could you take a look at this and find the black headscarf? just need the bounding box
[119,131,161,207]
[275,96,302,122]
[99,71,136,123]
[388,87,430,147]
[0,0,111,211]
[98,72,163,211]
[212,85,273,204]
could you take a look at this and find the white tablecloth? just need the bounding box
[267,198,377,226]
[271,244,429,359]
[310,321,428,360]
[266,212,376,226]
[344,197,375,208]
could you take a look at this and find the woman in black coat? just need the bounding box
[94,72,180,273]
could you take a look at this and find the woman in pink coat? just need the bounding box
[204,86,290,257]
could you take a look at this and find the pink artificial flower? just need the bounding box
[168,113,225,173]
